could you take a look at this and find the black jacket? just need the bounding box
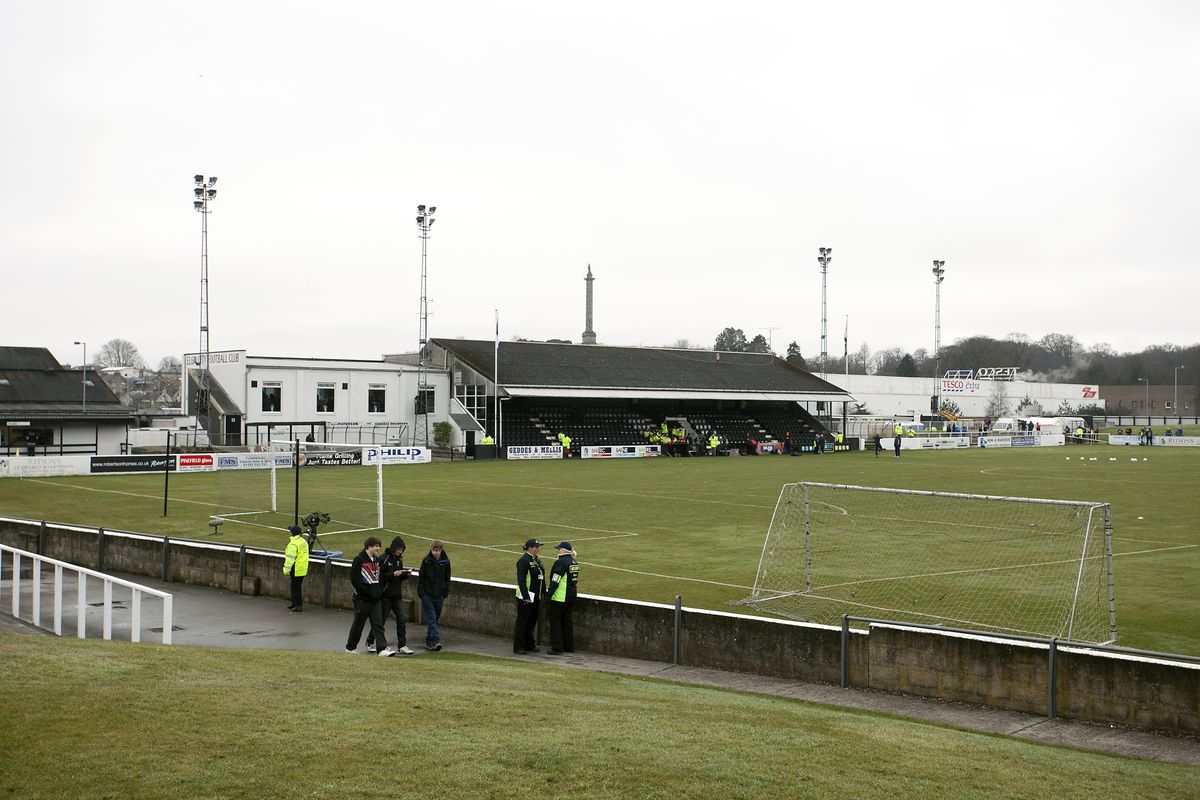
[350,548,383,602]
[380,536,409,600]
[417,547,451,599]
[516,552,545,602]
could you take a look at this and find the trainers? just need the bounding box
[344,647,357,654]
[397,645,415,655]
[366,643,377,653]
[378,646,397,657]
[433,642,443,652]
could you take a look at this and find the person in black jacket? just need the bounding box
[417,540,451,651]
[345,537,393,656]
[367,536,413,655]
[513,538,545,654]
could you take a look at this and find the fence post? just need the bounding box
[238,545,246,595]
[38,520,46,555]
[840,614,850,689]
[97,528,105,572]
[1047,636,1058,718]
[323,554,333,608]
[162,536,170,581]
[673,595,682,665]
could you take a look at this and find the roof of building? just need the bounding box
[0,346,131,421]
[433,339,852,402]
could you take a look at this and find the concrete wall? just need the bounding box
[1,517,1194,735]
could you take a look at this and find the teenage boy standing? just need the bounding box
[417,540,451,651]
[345,537,394,656]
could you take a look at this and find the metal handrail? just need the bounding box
[0,543,173,644]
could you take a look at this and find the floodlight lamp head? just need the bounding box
[208,176,217,186]
[194,201,204,210]
[417,204,426,213]
[194,188,203,197]
[194,174,204,184]
[428,206,436,214]
[416,215,424,223]
[206,189,217,198]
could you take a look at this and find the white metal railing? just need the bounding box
[0,543,173,644]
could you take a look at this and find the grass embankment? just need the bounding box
[0,633,1195,800]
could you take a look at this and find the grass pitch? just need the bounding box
[2,446,1197,654]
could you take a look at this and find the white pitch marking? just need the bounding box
[431,478,773,509]
[370,498,642,538]
[376,528,754,591]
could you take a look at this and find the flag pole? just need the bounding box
[495,309,502,453]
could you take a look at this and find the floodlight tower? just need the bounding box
[415,204,437,446]
[193,174,218,435]
[932,260,946,415]
[817,247,832,383]
[73,340,87,412]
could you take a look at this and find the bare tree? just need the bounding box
[871,347,905,376]
[986,381,1011,419]
[95,338,145,369]
[154,356,182,406]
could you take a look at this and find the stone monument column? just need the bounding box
[582,264,597,344]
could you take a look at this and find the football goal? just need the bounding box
[213,441,383,535]
[742,482,1116,644]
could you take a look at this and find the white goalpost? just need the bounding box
[271,440,384,533]
[743,482,1117,644]
[212,441,384,533]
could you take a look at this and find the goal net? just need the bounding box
[213,441,383,536]
[743,482,1116,644]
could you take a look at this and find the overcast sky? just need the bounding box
[3,2,1197,370]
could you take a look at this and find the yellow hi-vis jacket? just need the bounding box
[283,534,310,577]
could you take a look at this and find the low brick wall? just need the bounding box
[1056,647,1200,733]
[1,517,1195,735]
[867,625,1051,714]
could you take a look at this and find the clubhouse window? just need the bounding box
[368,384,386,414]
[316,383,336,413]
[261,382,282,413]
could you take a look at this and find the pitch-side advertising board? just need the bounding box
[364,446,432,464]
[977,434,1065,448]
[506,445,563,460]
[581,445,662,459]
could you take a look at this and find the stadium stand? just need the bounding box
[431,338,853,454]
